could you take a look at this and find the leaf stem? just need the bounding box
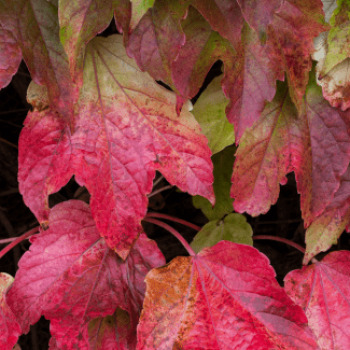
[145,212,201,231]
[0,226,39,259]
[143,218,196,256]
[253,235,305,254]
[147,185,173,198]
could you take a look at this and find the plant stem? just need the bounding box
[0,226,39,260]
[147,185,173,198]
[253,235,305,254]
[143,218,196,256]
[152,174,164,188]
[145,212,201,231]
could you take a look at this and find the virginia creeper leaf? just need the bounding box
[265,0,329,112]
[0,27,21,89]
[130,0,155,31]
[190,213,253,254]
[88,308,137,350]
[191,75,233,154]
[58,0,116,88]
[171,6,237,108]
[303,167,350,265]
[72,34,214,258]
[0,273,21,350]
[4,0,77,124]
[232,73,350,226]
[190,0,244,48]
[231,81,296,216]
[235,0,282,34]
[18,81,74,226]
[137,241,319,350]
[223,22,281,142]
[193,145,235,221]
[296,67,350,226]
[126,0,187,87]
[6,200,166,349]
[285,250,350,350]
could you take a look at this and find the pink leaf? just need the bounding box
[137,241,319,350]
[6,200,165,349]
[285,251,350,350]
[0,273,21,350]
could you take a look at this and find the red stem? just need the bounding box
[143,218,196,257]
[147,185,173,198]
[0,226,39,260]
[253,235,305,254]
[145,212,201,231]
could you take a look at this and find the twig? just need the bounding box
[145,212,201,231]
[0,137,18,149]
[0,226,39,260]
[148,185,173,198]
[253,235,305,254]
[143,218,196,256]
[0,211,20,266]
[153,174,164,189]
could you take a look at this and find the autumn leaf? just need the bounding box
[0,273,21,350]
[5,200,165,349]
[58,0,116,89]
[126,0,187,87]
[231,72,350,226]
[137,241,319,350]
[0,0,77,124]
[88,308,137,350]
[303,166,350,265]
[285,250,350,350]
[72,34,214,258]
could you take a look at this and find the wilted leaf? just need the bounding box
[137,241,319,350]
[190,213,252,254]
[285,251,350,350]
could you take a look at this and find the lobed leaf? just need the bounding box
[285,251,350,350]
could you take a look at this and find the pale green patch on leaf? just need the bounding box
[192,75,234,154]
[193,145,235,221]
[130,0,155,30]
[190,213,253,254]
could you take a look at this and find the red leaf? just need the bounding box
[137,241,319,350]
[18,83,74,225]
[265,0,329,111]
[303,167,350,265]
[0,28,22,89]
[2,0,77,123]
[285,251,350,350]
[88,308,137,350]
[126,0,187,86]
[0,273,21,350]
[6,200,165,349]
[231,75,350,224]
[72,34,214,258]
[223,22,281,142]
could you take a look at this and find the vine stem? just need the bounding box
[0,226,39,260]
[143,217,196,257]
[147,185,173,198]
[144,212,201,231]
[253,235,305,254]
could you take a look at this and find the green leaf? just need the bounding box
[192,75,234,154]
[190,213,253,254]
[193,145,235,221]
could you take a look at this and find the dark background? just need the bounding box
[1,20,350,350]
